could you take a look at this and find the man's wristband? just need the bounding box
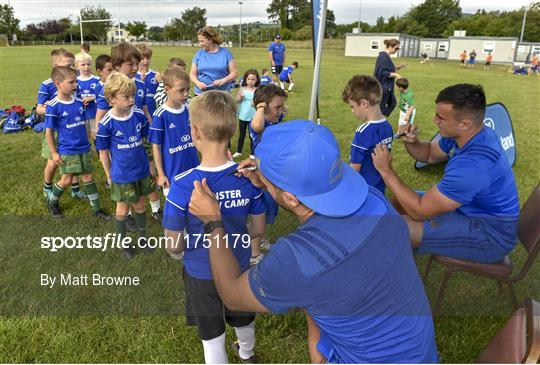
[203,220,223,234]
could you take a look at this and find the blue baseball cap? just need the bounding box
[255,120,368,217]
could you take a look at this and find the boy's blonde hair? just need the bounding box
[75,52,92,65]
[189,91,236,142]
[104,72,136,103]
[162,67,190,88]
[135,43,153,59]
[51,66,77,82]
[342,75,382,106]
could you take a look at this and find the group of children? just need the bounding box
[459,49,493,70]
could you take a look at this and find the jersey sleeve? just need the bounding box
[437,159,490,206]
[44,103,59,130]
[267,43,274,52]
[350,129,372,164]
[37,82,51,105]
[438,137,454,154]
[97,88,110,111]
[148,113,164,145]
[249,188,266,215]
[248,241,310,313]
[163,182,188,231]
[140,113,149,138]
[95,120,111,150]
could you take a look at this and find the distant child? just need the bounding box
[529,53,538,75]
[96,73,155,260]
[135,43,160,116]
[162,90,265,363]
[342,75,393,194]
[468,49,477,68]
[484,52,493,70]
[149,67,198,197]
[37,48,85,200]
[44,66,110,220]
[154,57,187,109]
[75,52,100,139]
[94,54,114,127]
[396,77,416,126]
[80,42,90,54]
[459,50,467,68]
[233,69,260,159]
[278,61,298,92]
[260,68,272,86]
[95,43,162,227]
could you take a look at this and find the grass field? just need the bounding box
[0,44,539,363]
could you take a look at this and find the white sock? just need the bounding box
[127,208,132,217]
[234,320,255,360]
[288,83,295,91]
[280,81,284,89]
[201,332,228,364]
[150,199,160,213]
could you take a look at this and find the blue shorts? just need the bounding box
[469,59,475,64]
[418,210,516,263]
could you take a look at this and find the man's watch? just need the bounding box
[203,220,223,234]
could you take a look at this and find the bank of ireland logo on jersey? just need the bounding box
[129,136,138,142]
[137,89,144,98]
[181,134,191,143]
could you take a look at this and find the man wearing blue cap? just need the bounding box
[268,35,286,83]
[189,120,438,363]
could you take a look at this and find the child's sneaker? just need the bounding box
[231,340,257,364]
[151,210,163,222]
[250,253,264,266]
[126,214,137,232]
[48,204,63,218]
[94,209,112,221]
[232,152,242,159]
[71,190,88,199]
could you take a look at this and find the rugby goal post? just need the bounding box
[78,16,119,44]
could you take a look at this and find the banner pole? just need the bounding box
[309,0,327,123]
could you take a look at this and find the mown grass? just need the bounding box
[0,44,538,363]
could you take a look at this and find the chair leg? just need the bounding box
[432,268,455,316]
[423,255,434,282]
[506,282,518,310]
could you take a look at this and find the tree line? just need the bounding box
[0,0,538,44]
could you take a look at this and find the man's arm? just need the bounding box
[304,310,325,364]
[164,228,185,253]
[399,123,447,164]
[268,50,275,65]
[189,179,268,313]
[372,144,461,220]
[349,163,361,173]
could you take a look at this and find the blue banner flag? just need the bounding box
[414,102,516,169]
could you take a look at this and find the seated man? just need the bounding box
[372,83,519,263]
[188,120,438,363]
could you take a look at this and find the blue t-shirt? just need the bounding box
[45,97,90,155]
[249,114,285,151]
[148,104,199,179]
[437,127,519,247]
[77,75,100,120]
[268,42,286,66]
[249,187,438,363]
[192,47,234,94]
[278,66,294,82]
[260,75,272,85]
[237,88,256,121]
[97,77,147,112]
[37,78,57,105]
[350,119,393,193]
[136,70,159,116]
[162,161,266,280]
[95,107,150,183]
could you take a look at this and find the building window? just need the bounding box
[115,31,119,36]
[438,43,448,52]
[517,45,527,53]
[532,45,540,55]
[423,44,432,52]
[371,40,380,50]
[120,31,124,36]
[483,41,495,53]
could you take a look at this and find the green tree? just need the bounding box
[125,21,147,39]
[80,6,113,42]
[0,4,20,41]
[403,0,461,37]
[180,6,207,40]
[148,26,164,41]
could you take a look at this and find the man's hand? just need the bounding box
[397,122,419,144]
[235,158,267,190]
[372,144,393,175]
[189,178,221,224]
[157,175,170,189]
[51,152,64,166]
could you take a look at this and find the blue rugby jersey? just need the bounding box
[95,107,150,183]
[278,65,294,82]
[163,161,266,280]
[148,104,199,179]
[136,70,159,116]
[37,78,57,105]
[260,75,272,85]
[96,77,147,112]
[44,97,90,155]
[249,114,285,152]
[77,75,100,120]
[350,119,394,194]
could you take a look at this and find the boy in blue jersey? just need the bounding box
[135,43,160,116]
[162,91,266,363]
[45,66,110,220]
[278,61,298,92]
[259,69,272,86]
[75,52,100,139]
[149,68,198,197]
[93,54,113,141]
[343,75,393,194]
[96,73,155,260]
[95,43,162,227]
[37,49,86,201]
[268,34,286,83]
[188,120,438,364]
[372,83,519,263]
